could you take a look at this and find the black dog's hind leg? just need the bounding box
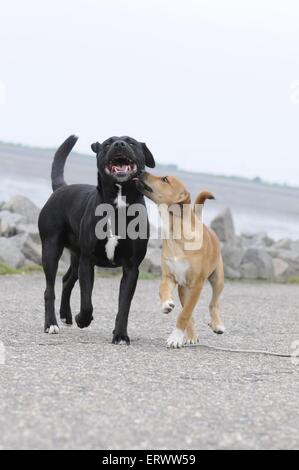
[75,256,95,328]
[112,265,139,345]
[42,237,64,334]
[59,252,79,325]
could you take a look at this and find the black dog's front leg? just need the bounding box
[75,256,95,329]
[112,265,139,345]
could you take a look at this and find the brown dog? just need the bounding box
[137,173,225,348]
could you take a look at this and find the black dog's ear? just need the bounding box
[142,143,155,168]
[91,142,102,154]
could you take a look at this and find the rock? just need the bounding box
[273,249,299,276]
[23,259,40,269]
[148,224,162,249]
[272,258,289,278]
[16,223,41,244]
[257,233,274,247]
[140,248,161,275]
[276,249,299,264]
[224,265,241,279]
[11,233,42,265]
[210,209,235,243]
[58,260,69,273]
[148,238,162,250]
[265,245,299,277]
[3,195,40,224]
[56,250,72,273]
[241,232,254,239]
[274,238,292,250]
[60,249,70,266]
[240,248,274,279]
[265,247,278,258]
[221,243,245,270]
[0,211,25,237]
[242,232,274,248]
[240,262,260,279]
[290,239,299,252]
[0,237,26,268]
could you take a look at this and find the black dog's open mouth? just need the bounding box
[105,156,138,177]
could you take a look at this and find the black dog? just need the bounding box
[38,135,155,344]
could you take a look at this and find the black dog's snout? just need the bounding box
[114,140,126,150]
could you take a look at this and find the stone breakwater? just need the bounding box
[1,196,298,281]
[143,208,299,281]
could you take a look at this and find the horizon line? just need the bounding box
[0,138,298,191]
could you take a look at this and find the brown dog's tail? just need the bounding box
[195,191,215,206]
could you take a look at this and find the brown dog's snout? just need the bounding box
[136,173,153,193]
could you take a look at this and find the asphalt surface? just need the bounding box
[0,274,298,450]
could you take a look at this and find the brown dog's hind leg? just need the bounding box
[184,317,200,345]
[208,258,225,334]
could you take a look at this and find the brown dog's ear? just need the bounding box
[176,190,191,205]
[141,143,155,168]
[91,142,102,154]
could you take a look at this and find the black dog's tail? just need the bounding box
[51,135,78,191]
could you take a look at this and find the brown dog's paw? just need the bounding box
[166,328,185,348]
[184,335,200,346]
[161,300,175,314]
[208,322,225,334]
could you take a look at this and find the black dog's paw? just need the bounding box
[60,311,73,326]
[44,324,59,334]
[112,332,130,345]
[75,313,94,329]
[60,318,73,326]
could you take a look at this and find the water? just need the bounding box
[1,142,298,240]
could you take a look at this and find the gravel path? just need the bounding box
[0,274,298,449]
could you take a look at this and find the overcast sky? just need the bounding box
[1,0,299,185]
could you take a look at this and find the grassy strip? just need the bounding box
[1,261,298,284]
[94,269,159,280]
[0,261,42,275]
[0,261,158,280]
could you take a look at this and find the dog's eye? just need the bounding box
[129,142,135,147]
[161,176,169,183]
[104,143,110,149]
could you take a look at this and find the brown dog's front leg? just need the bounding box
[160,274,176,314]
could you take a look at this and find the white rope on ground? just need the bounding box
[35,340,293,357]
[184,343,292,357]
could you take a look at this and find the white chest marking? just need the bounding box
[105,217,119,261]
[114,184,127,209]
[105,236,119,261]
[166,258,189,285]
